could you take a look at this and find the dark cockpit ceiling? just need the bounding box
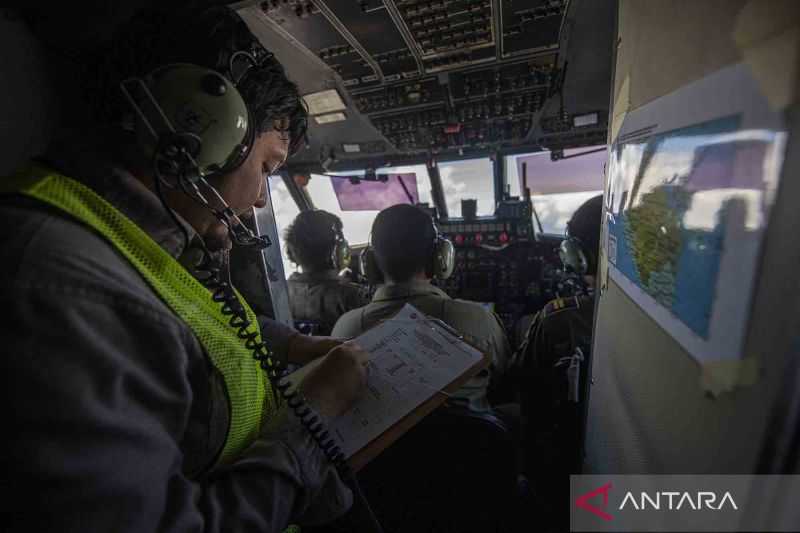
[232,0,615,173]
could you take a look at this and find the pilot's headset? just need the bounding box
[119,43,279,249]
[361,211,455,284]
[330,219,352,272]
[558,219,592,275]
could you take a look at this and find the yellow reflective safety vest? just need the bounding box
[6,165,278,464]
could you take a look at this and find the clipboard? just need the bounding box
[285,304,491,472]
[348,317,490,471]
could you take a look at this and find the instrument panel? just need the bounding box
[436,200,561,333]
[360,59,551,154]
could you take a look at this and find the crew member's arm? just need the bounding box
[4,286,359,533]
[259,316,343,366]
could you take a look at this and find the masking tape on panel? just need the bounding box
[609,75,630,145]
[733,0,800,50]
[599,208,611,295]
[700,357,760,397]
[733,0,800,110]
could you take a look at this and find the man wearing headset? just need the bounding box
[332,204,513,413]
[514,194,603,481]
[285,209,368,336]
[4,7,367,532]
[514,193,604,343]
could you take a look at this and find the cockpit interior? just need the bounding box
[231,0,614,337]
[5,1,800,532]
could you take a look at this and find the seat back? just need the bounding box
[358,405,520,533]
[518,297,594,473]
[516,299,594,531]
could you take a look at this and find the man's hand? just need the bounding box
[299,343,369,420]
[287,334,343,366]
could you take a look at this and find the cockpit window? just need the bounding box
[437,157,495,218]
[305,164,434,246]
[267,175,301,275]
[328,173,420,211]
[506,146,607,234]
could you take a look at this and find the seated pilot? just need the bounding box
[515,194,603,475]
[514,194,604,346]
[285,210,368,336]
[518,194,603,360]
[332,204,513,412]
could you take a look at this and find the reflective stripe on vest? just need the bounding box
[8,165,277,464]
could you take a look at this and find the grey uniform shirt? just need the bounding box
[331,280,512,412]
[2,161,351,532]
[287,270,368,336]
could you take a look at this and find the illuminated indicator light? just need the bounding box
[499,232,509,243]
[302,89,346,115]
[474,233,483,244]
[573,112,599,127]
[454,234,465,245]
[314,112,347,124]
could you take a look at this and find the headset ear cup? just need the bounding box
[332,238,351,271]
[584,247,596,276]
[576,247,589,275]
[130,64,253,179]
[559,238,589,275]
[432,237,455,280]
[340,239,351,270]
[360,246,384,284]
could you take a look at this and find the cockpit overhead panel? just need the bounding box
[236,0,614,171]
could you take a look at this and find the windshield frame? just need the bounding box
[502,146,607,236]
[286,143,607,235]
[301,164,435,246]
[433,156,499,220]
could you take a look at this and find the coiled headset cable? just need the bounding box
[152,155,383,531]
[192,236,384,533]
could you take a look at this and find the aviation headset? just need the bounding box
[559,220,593,275]
[119,39,288,249]
[360,212,455,284]
[125,64,251,171]
[331,222,352,272]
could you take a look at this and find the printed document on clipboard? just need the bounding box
[285,303,489,471]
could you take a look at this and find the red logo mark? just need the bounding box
[575,483,614,521]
